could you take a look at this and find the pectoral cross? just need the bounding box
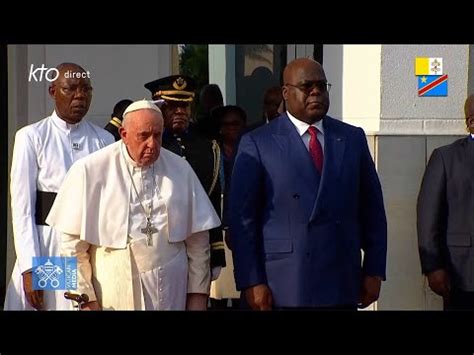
[141,218,158,246]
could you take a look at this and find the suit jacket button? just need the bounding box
[335,220,341,225]
[293,194,300,200]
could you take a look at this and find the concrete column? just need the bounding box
[209,45,236,105]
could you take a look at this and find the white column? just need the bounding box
[342,45,382,133]
[209,45,236,105]
[323,45,382,132]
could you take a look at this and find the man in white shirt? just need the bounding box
[46,100,220,310]
[5,62,114,310]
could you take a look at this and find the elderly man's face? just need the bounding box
[49,67,93,124]
[120,109,163,167]
[283,59,330,124]
[160,100,192,134]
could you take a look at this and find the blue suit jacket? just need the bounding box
[229,114,387,307]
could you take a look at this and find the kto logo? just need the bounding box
[28,64,60,82]
[28,64,91,82]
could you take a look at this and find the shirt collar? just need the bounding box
[50,110,82,131]
[470,133,474,140]
[286,111,324,137]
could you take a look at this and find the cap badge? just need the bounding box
[173,77,187,90]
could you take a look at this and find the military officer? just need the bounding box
[144,75,225,281]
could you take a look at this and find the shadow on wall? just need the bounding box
[237,67,279,125]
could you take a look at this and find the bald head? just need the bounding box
[465,95,474,134]
[464,95,474,117]
[283,58,323,84]
[282,58,330,124]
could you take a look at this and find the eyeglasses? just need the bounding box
[285,81,332,94]
[59,85,93,95]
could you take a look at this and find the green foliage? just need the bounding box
[179,45,209,116]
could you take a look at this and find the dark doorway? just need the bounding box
[235,45,287,126]
[314,44,324,64]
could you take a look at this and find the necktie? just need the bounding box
[308,126,323,174]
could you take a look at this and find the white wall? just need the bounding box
[342,45,381,133]
[24,45,171,127]
[380,45,468,135]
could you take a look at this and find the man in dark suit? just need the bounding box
[144,75,225,283]
[229,58,387,310]
[417,95,474,310]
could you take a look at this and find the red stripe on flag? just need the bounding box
[418,74,448,96]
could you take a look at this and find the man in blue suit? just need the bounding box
[229,58,387,310]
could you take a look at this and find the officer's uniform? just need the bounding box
[144,75,225,270]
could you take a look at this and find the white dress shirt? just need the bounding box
[286,111,325,152]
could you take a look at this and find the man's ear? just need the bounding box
[119,126,126,141]
[467,117,474,132]
[282,85,289,100]
[48,84,56,98]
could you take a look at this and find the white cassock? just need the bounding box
[46,141,221,310]
[5,111,114,310]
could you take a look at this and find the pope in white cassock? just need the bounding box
[46,100,220,310]
[5,63,114,310]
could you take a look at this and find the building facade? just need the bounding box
[4,44,472,309]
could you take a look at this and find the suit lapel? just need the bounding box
[272,114,319,188]
[310,117,346,221]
